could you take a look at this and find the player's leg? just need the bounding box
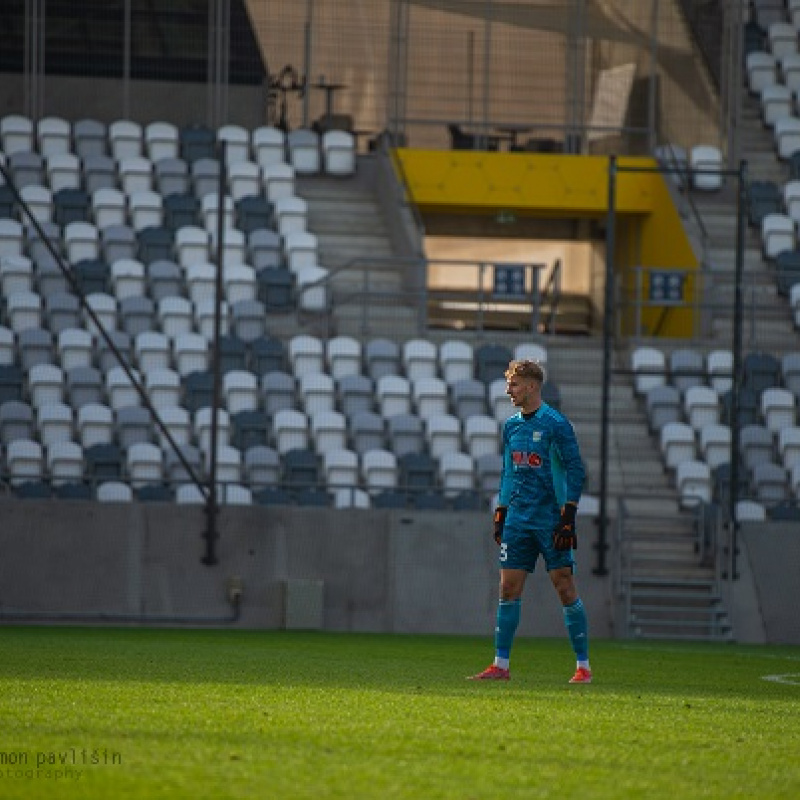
[468,525,537,680]
[468,569,525,680]
[549,566,592,684]
[494,568,526,667]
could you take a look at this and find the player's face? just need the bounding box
[506,374,536,407]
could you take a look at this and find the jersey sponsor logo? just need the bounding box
[512,450,542,468]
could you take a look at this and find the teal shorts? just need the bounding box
[499,523,575,573]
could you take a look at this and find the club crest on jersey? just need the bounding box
[512,450,542,468]
[531,431,542,442]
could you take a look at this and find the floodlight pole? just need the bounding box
[727,160,747,580]
[202,141,227,567]
[595,155,617,577]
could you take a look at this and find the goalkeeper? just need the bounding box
[468,359,592,684]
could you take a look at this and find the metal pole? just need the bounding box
[596,155,617,577]
[123,0,131,119]
[202,141,228,567]
[647,0,659,153]
[481,0,492,148]
[727,160,747,580]
[467,30,475,124]
[302,0,314,128]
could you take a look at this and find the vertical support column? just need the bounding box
[302,0,315,128]
[727,160,747,580]
[24,0,45,121]
[202,140,228,568]
[596,155,617,577]
[387,0,410,144]
[123,0,131,119]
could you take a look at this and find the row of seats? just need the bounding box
[0,434,500,497]
[0,186,304,238]
[1,330,548,389]
[0,116,356,176]
[5,477,492,511]
[632,346,800,399]
[0,391,503,457]
[0,221,311,276]
[0,154,300,205]
[1,361,516,424]
[632,345,800,508]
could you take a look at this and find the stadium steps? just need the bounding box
[618,516,734,641]
[295,169,421,338]
[688,94,797,352]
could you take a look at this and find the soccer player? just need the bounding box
[468,358,592,684]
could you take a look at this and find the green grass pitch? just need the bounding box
[0,627,798,799]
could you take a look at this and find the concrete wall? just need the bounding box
[1,501,796,644]
[0,501,616,640]
[734,524,800,646]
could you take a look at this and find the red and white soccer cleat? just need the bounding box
[568,666,593,684]
[467,664,510,681]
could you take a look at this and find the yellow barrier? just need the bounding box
[394,149,700,338]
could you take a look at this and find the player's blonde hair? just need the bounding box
[505,359,545,384]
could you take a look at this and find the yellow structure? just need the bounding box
[393,149,700,337]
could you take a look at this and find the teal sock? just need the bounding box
[494,599,521,666]
[563,598,589,663]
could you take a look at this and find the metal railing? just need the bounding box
[295,255,568,338]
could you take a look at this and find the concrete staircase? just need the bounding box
[693,93,798,352]
[294,165,422,338]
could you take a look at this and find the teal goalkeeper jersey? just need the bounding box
[498,402,585,531]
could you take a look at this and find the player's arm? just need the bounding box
[493,421,513,545]
[552,419,585,550]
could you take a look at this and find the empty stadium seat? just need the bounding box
[273,408,309,454]
[676,459,712,508]
[377,375,412,417]
[349,411,385,456]
[700,423,732,470]
[326,335,362,379]
[387,413,425,457]
[361,448,398,491]
[228,409,267,452]
[439,451,474,498]
[451,378,488,422]
[322,130,356,176]
[244,444,280,487]
[463,414,500,459]
[631,346,666,395]
[645,384,682,433]
[217,119,256,165]
[439,340,474,385]
[412,377,449,419]
[761,387,796,433]
[660,421,696,470]
[252,126,286,168]
[684,386,720,431]
[426,413,462,459]
[287,128,321,174]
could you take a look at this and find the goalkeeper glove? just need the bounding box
[552,503,578,551]
[493,506,507,546]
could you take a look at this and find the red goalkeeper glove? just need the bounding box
[493,506,507,546]
[552,503,578,551]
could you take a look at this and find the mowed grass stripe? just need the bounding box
[0,628,798,799]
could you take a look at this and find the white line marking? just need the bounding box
[762,673,800,685]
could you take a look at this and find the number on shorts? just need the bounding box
[499,543,508,562]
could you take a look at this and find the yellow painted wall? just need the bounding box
[393,149,700,337]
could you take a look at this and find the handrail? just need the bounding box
[295,255,562,337]
[656,145,710,246]
[539,258,562,334]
